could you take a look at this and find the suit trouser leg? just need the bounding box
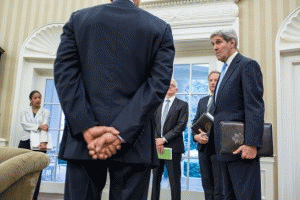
[65,160,108,200]
[199,152,214,200]
[151,159,165,200]
[109,161,151,200]
[211,155,224,200]
[220,158,261,200]
[165,153,182,200]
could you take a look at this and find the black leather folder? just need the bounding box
[220,122,273,157]
[192,112,214,136]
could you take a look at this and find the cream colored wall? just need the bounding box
[0,0,110,139]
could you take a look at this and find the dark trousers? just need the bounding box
[151,152,182,200]
[18,139,46,200]
[65,160,152,200]
[220,158,261,200]
[198,152,224,200]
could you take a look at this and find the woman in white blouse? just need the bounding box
[19,90,50,200]
[19,90,50,151]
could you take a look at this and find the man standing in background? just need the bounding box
[193,71,224,200]
[206,29,264,199]
[54,0,175,199]
[151,79,188,200]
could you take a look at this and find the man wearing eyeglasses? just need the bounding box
[151,79,188,200]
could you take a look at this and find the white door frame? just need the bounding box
[275,7,300,200]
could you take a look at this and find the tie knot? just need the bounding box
[166,99,170,102]
[222,63,228,72]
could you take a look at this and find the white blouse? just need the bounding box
[20,106,51,149]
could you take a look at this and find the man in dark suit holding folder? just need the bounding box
[193,70,224,200]
[151,79,188,200]
[54,0,175,199]
[201,29,265,200]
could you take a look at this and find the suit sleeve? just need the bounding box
[191,99,203,143]
[20,110,39,132]
[111,24,175,144]
[54,13,98,136]
[163,101,188,142]
[242,59,264,147]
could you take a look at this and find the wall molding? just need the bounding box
[276,6,300,200]
[141,0,239,8]
[24,23,64,59]
[143,1,239,52]
[279,8,300,51]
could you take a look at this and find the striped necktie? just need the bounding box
[215,62,228,101]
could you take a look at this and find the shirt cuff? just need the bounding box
[117,134,126,143]
[162,137,168,143]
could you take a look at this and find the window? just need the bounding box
[42,79,66,182]
[41,63,210,191]
[175,63,209,191]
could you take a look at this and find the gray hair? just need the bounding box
[171,79,178,89]
[210,29,238,49]
[208,70,221,80]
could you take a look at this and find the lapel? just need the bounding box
[35,107,43,119]
[164,97,178,123]
[25,107,35,122]
[215,53,243,107]
[202,96,210,113]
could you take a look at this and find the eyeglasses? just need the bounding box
[169,84,176,88]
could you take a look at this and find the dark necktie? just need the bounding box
[206,95,213,113]
[161,99,170,136]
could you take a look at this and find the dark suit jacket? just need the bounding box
[192,95,210,152]
[210,53,264,161]
[54,0,175,166]
[155,98,188,153]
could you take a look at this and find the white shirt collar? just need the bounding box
[225,51,238,67]
[165,95,176,103]
[162,95,176,112]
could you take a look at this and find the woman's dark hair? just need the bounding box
[29,90,42,106]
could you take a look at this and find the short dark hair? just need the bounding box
[208,70,221,80]
[29,90,41,100]
[29,90,41,106]
[210,29,238,49]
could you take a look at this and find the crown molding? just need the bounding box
[279,8,300,51]
[24,23,64,58]
[141,0,240,8]
[143,1,239,52]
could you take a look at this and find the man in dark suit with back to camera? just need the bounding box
[193,70,224,200]
[54,0,175,199]
[151,79,188,200]
[201,29,264,200]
